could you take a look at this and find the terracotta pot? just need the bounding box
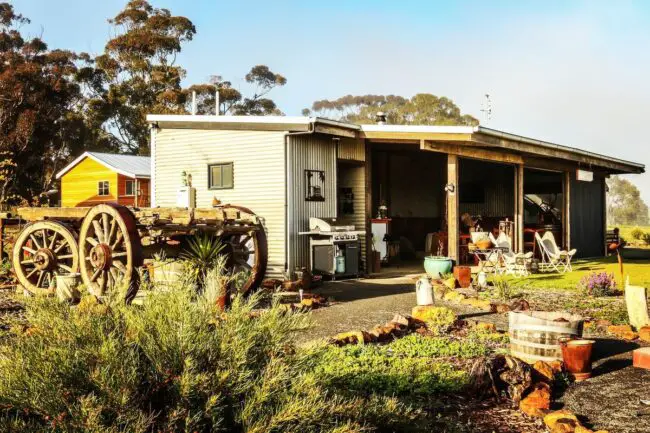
[215,294,227,311]
[453,266,472,288]
[560,339,595,381]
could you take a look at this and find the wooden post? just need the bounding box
[603,175,608,256]
[364,139,372,274]
[564,171,571,250]
[447,154,459,262]
[134,178,139,207]
[516,165,524,253]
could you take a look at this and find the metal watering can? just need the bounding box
[415,276,434,306]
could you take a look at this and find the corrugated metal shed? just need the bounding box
[152,128,288,277]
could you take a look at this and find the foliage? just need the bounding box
[187,65,287,116]
[578,272,618,297]
[467,327,510,346]
[307,340,470,396]
[643,233,650,246]
[179,234,227,288]
[385,334,489,359]
[631,227,645,240]
[493,277,515,301]
[414,306,456,334]
[607,176,649,226]
[0,282,421,432]
[0,3,89,205]
[78,0,196,154]
[305,93,478,126]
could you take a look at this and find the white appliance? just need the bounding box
[176,186,196,208]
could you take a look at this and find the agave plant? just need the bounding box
[180,233,227,288]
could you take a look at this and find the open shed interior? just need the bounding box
[523,168,564,251]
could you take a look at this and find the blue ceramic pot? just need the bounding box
[424,256,453,278]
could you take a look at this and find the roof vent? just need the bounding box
[375,112,387,125]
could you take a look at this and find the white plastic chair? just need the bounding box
[535,231,576,273]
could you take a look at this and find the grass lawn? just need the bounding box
[503,255,650,291]
[610,225,650,249]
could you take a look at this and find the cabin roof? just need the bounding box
[56,152,151,179]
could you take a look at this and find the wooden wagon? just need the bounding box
[1,204,268,300]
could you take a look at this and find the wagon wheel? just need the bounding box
[79,204,143,301]
[225,224,268,294]
[12,221,79,295]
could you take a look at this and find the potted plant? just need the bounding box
[424,239,453,278]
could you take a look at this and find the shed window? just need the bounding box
[98,181,110,196]
[124,180,135,196]
[208,163,233,189]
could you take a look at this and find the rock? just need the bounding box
[443,290,466,303]
[491,303,511,313]
[632,347,650,369]
[549,360,564,374]
[544,410,579,431]
[475,322,496,333]
[575,426,595,433]
[509,298,530,312]
[552,422,577,433]
[391,314,410,328]
[607,324,638,341]
[331,330,372,346]
[460,298,492,310]
[519,382,551,417]
[638,326,650,342]
[533,361,555,383]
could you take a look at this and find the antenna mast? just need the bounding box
[480,94,492,124]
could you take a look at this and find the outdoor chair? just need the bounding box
[502,251,534,277]
[535,231,576,273]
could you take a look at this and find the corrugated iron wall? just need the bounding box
[570,172,605,258]
[338,137,365,161]
[287,134,337,273]
[153,128,287,277]
[338,163,367,271]
[459,159,515,217]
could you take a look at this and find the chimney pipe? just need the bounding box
[215,89,220,116]
[191,90,197,115]
[375,111,387,125]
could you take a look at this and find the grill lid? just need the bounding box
[309,217,355,232]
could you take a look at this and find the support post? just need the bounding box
[516,164,524,253]
[447,154,459,262]
[564,171,571,250]
[364,139,372,274]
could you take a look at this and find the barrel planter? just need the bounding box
[509,311,584,363]
[423,256,453,278]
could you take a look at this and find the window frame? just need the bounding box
[97,180,110,196]
[207,162,234,190]
[124,179,135,196]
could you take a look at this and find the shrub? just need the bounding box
[0,279,419,432]
[578,272,618,297]
[385,334,489,359]
[643,233,650,246]
[493,277,514,301]
[414,306,456,334]
[631,227,645,240]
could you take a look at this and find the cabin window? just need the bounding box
[98,181,110,196]
[124,180,135,196]
[208,162,234,189]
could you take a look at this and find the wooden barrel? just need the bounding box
[509,311,584,363]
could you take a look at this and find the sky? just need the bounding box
[12,0,650,203]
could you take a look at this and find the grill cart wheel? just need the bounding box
[12,221,79,295]
[79,204,143,301]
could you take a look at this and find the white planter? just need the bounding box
[56,273,81,302]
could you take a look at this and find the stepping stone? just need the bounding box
[633,347,650,370]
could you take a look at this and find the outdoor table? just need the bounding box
[472,247,509,274]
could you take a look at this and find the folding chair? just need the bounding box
[502,251,534,277]
[535,231,576,273]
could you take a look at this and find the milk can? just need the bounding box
[415,276,434,306]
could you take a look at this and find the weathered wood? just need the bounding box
[314,124,357,138]
[133,206,258,227]
[564,171,571,250]
[516,165,524,253]
[16,207,91,221]
[362,131,473,142]
[422,140,524,165]
[447,154,459,262]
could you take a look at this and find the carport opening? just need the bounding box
[371,142,447,271]
[523,168,564,252]
[458,158,515,264]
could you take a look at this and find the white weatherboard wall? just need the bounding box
[287,134,337,273]
[154,128,287,277]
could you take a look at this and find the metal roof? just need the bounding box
[56,152,151,179]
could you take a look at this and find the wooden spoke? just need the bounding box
[78,204,142,301]
[224,224,268,294]
[12,221,79,296]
